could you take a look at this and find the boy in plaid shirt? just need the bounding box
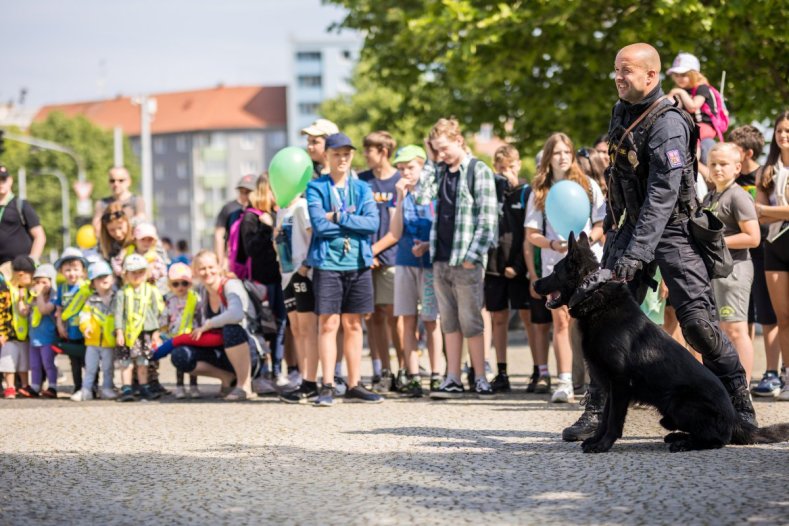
[419,118,498,397]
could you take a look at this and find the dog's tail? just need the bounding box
[731,422,789,445]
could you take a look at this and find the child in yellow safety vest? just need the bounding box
[114,254,164,402]
[54,247,91,395]
[29,264,59,398]
[74,261,118,401]
[1,256,35,399]
[160,262,202,399]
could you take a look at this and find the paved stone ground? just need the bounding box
[1,332,788,525]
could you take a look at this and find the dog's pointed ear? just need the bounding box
[579,231,590,248]
[568,231,576,250]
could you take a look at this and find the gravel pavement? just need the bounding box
[1,333,788,525]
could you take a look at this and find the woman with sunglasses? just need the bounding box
[91,166,147,234]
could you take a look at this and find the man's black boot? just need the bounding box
[562,386,605,442]
[730,383,758,427]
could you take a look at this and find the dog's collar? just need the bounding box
[568,269,614,316]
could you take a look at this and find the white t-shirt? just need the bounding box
[276,198,312,287]
[524,178,606,276]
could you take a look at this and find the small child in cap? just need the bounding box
[29,263,59,398]
[1,256,36,398]
[131,222,168,290]
[160,262,202,399]
[114,254,164,402]
[54,247,91,396]
[75,261,118,401]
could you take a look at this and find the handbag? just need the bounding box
[688,208,733,279]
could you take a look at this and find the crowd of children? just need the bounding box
[1,52,788,407]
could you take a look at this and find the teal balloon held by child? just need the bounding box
[269,147,313,207]
[545,180,591,239]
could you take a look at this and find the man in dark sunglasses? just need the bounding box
[91,166,147,233]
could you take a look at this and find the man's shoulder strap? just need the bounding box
[15,196,27,228]
[466,158,479,199]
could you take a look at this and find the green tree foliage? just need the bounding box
[327,0,789,154]
[1,113,139,255]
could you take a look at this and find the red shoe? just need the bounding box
[17,386,39,398]
[3,387,16,399]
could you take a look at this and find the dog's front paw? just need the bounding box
[664,432,690,444]
[668,439,693,453]
[582,439,613,453]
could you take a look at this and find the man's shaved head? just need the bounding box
[614,43,662,103]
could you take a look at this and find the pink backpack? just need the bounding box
[227,208,263,280]
[691,84,730,141]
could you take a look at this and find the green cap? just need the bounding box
[393,145,427,165]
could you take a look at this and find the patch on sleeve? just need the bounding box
[666,149,683,168]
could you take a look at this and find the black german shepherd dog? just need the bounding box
[534,231,789,453]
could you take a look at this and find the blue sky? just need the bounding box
[1,0,355,109]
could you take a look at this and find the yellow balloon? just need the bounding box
[76,224,97,249]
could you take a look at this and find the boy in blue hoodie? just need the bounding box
[306,133,382,407]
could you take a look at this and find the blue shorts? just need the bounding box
[313,268,374,315]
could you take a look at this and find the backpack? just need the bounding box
[227,208,263,280]
[691,84,729,141]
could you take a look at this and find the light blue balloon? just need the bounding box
[545,180,591,239]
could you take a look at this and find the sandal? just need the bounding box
[223,387,247,401]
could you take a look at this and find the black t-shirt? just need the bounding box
[360,169,401,267]
[685,85,715,125]
[434,170,459,263]
[0,196,40,265]
[216,200,244,231]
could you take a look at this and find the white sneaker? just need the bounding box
[550,380,575,403]
[100,388,118,400]
[175,386,187,399]
[188,386,202,399]
[252,376,277,395]
[71,389,92,402]
[276,373,291,387]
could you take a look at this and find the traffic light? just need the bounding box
[0,130,5,157]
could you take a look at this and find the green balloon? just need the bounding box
[269,146,313,207]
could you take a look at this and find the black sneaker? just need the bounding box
[395,369,408,391]
[314,385,335,407]
[730,384,758,427]
[525,367,539,393]
[429,378,465,399]
[149,380,170,395]
[402,377,423,398]
[118,386,136,402]
[345,385,384,404]
[490,372,511,393]
[430,375,443,392]
[280,383,319,404]
[138,384,161,401]
[562,389,604,442]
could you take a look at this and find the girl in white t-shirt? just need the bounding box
[525,132,605,404]
[275,195,320,403]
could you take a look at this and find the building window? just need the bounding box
[240,161,258,175]
[298,102,320,115]
[177,189,189,205]
[153,137,166,154]
[154,164,165,180]
[176,135,188,152]
[211,132,227,148]
[296,51,321,62]
[176,161,188,179]
[178,216,190,232]
[298,75,322,88]
[240,133,256,151]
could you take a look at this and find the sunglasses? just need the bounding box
[101,210,125,223]
[171,280,190,288]
[109,178,128,184]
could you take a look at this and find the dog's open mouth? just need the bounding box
[545,291,562,309]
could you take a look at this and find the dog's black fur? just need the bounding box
[534,231,789,453]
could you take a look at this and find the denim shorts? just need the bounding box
[313,268,374,315]
[432,261,485,337]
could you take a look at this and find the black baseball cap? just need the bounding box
[325,133,356,151]
[12,255,36,273]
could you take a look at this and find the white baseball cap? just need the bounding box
[300,118,339,137]
[666,52,700,75]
